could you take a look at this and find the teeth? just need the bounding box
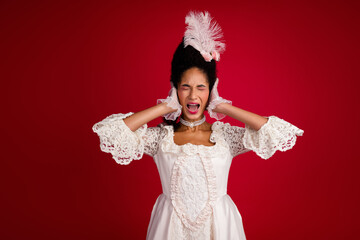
[186,104,200,112]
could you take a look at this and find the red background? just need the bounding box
[1,0,359,239]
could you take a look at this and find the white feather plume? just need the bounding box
[184,11,225,61]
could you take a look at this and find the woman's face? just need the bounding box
[177,67,210,122]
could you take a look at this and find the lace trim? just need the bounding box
[243,116,304,160]
[160,124,230,158]
[92,112,148,165]
[207,97,232,120]
[170,154,217,231]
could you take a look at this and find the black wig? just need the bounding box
[170,39,218,92]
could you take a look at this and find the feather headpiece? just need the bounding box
[184,11,225,62]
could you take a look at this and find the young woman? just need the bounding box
[92,11,304,240]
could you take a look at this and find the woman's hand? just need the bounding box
[207,78,232,120]
[157,86,182,120]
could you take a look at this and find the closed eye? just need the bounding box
[180,84,190,90]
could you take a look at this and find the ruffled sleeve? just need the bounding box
[242,116,304,160]
[92,112,162,165]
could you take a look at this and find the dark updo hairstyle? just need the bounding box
[164,38,218,128]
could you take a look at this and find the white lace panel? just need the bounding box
[243,116,304,160]
[170,154,217,233]
[92,112,163,165]
[179,155,208,222]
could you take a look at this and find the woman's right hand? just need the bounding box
[157,87,182,121]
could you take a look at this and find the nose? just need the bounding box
[189,88,197,100]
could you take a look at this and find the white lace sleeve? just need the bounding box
[221,123,252,157]
[242,116,304,160]
[143,127,164,157]
[92,112,162,165]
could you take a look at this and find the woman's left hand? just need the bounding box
[207,78,232,120]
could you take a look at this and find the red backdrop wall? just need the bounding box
[1,0,359,239]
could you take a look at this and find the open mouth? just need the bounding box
[186,103,200,113]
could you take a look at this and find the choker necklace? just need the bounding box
[180,116,206,128]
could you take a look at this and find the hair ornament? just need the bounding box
[184,11,225,62]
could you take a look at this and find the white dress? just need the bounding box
[92,112,304,240]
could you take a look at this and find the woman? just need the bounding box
[92,11,304,240]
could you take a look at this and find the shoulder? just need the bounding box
[211,121,228,129]
[211,121,245,136]
[211,121,242,130]
[146,123,174,139]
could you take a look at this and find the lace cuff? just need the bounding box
[207,97,232,120]
[92,112,147,165]
[242,116,304,160]
[157,97,182,121]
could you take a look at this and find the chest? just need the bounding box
[173,131,215,146]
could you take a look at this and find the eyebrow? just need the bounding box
[180,84,207,87]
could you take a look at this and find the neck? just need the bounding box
[178,122,209,132]
[180,125,204,132]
